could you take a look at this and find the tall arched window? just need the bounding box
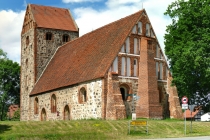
[46,32,52,40]
[78,87,87,104]
[34,97,39,114]
[41,108,47,121]
[146,23,150,36]
[64,105,70,120]
[125,37,130,53]
[51,94,56,113]
[63,34,69,42]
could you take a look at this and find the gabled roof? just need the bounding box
[30,9,145,95]
[29,4,78,31]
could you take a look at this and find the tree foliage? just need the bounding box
[164,0,210,108]
[0,48,20,120]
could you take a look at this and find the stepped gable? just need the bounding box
[30,10,144,95]
[29,4,78,31]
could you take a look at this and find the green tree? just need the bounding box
[0,48,20,120]
[164,0,210,109]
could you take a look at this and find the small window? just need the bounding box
[146,23,150,36]
[132,25,136,34]
[34,97,39,114]
[26,36,29,46]
[125,37,130,53]
[78,88,87,103]
[121,45,125,53]
[51,94,56,113]
[25,59,28,68]
[138,22,142,34]
[63,34,69,42]
[112,57,118,73]
[46,32,52,40]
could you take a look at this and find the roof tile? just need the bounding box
[30,4,78,31]
[30,10,144,95]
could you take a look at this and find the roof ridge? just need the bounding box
[30,4,69,10]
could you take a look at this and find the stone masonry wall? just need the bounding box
[21,28,35,120]
[36,28,78,80]
[29,79,103,121]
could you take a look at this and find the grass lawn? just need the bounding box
[0,119,210,140]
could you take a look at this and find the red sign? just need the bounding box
[182,96,188,104]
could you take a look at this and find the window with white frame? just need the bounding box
[138,22,142,34]
[156,45,160,58]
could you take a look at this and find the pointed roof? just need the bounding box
[30,9,145,95]
[29,4,78,31]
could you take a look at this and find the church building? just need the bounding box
[20,4,182,121]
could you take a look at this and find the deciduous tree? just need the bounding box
[164,0,210,110]
[0,48,20,120]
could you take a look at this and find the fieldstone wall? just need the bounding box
[20,28,36,120]
[36,28,79,80]
[29,79,103,121]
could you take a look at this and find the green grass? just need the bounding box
[0,119,210,140]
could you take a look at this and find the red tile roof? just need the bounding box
[29,4,78,31]
[30,9,144,95]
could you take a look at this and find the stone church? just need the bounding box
[20,4,182,121]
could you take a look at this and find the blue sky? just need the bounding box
[0,0,175,63]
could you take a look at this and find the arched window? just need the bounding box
[64,105,70,120]
[41,108,47,121]
[126,57,131,76]
[46,32,52,40]
[51,94,56,113]
[63,34,69,42]
[125,37,130,53]
[78,87,87,103]
[34,97,39,114]
[26,36,29,46]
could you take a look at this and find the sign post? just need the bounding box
[182,96,188,135]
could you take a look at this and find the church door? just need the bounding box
[64,105,70,120]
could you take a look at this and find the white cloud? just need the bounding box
[62,0,101,3]
[74,0,175,52]
[0,10,25,63]
[0,0,175,63]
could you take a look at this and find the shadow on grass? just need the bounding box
[0,124,11,134]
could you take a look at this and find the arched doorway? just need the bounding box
[64,105,70,120]
[41,108,47,121]
[120,85,129,101]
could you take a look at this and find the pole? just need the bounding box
[190,111,192,133]
[185,109,186,135]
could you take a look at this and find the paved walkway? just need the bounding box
[140,136,210,140]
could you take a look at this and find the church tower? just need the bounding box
[20,4,79,120]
